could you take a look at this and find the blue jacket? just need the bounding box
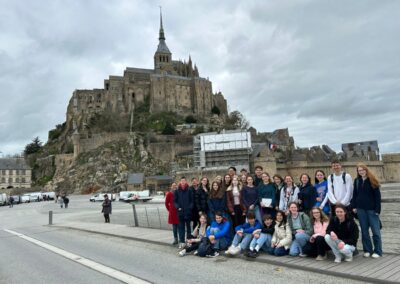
[315,180,329,214]
[206,219,232,244]
[235,220,262,234]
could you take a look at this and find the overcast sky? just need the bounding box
[1,0,399,156]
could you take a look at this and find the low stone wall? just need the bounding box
[79,132,130,153]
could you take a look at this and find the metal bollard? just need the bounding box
[132,204,139,227]
[49,210,53,225]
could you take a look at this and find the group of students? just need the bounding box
[165,160,382,261]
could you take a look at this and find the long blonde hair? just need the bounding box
[357,163,380,189]
[227,175,242,192]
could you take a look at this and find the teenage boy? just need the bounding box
[228,166,237,178]
[324,160,353,215]
[226,212,261,256]
[205,211,231,257]
[189,177,200,231]
[174,177,194,249]
[254,165,263,187]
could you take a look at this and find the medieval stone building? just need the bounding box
[65,12,227,137]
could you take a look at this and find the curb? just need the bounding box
[52,224,399,284]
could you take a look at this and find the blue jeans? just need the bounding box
[289,233,310,256]
[324,234,355,259]
[232,233,253,250]
[267,246,288,256]
[357,208,382,256]
[209,228,228,250]
[254,205,262,224]
[249,233,272,251]
[178,217,191,243]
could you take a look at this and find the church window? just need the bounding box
[132,93,135,100]
[97,94,101,102]
[160,56,163,62]
[105,83,109,90]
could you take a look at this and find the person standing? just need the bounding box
[279,176,299,214]
[298,174,317,215]
[258,172,276,218]
[208,181,226,221]
[241,175,261,223]
[58,195,64,208]
[325,204,359,263]
[314,170,330,215]
[253,166,263,187]
[174,177,193,249]
[327,160,353,215]
[351,163,382,258]
[195,177,209,222]
[226,176,245,229]
[189,178,200,231]
[9,196,14,208]
[273,174,285,211]
[101,194,112,223]
[165,182,179,245]
[63,196,69,209]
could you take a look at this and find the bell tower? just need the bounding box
[154,8,172,73]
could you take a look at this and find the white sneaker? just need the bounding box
[178,249,186,257]
[178,243,186,249]
[231,246,241,255]
[344,255,353,262]
[315,255,327,261]
[371,253,381,259]
[334,257,342,263]
[363,252,371,258]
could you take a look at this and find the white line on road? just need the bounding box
[3,229,151,284]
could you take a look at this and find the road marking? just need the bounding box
[3,229,151,284]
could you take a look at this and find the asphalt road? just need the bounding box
[0,196,367,284]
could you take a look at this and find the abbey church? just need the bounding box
[65,12,228,136]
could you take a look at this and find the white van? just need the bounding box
[0,193,8,206]
[119,191,136,201]
[30,192,43,202]
[89,193,115,202]
[21,194,31,203]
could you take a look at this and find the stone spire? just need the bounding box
[156,7,170,54]
[159,7,165,41]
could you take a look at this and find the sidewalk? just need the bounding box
[52,221,400,284]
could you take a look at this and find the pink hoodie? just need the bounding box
[312,220,329,238]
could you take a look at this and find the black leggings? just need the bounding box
[303,236,330,257]
[104,214,110,223]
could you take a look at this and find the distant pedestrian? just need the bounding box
[58,196,64,208]
[102,194,112,223]
[9,196,14,208]
[165,182,179,245]
[63,196,69,209]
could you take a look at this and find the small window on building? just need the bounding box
[1,177,5,183]
[132,93,135,100]
[22,170,26,175]
[105,83,109,90]
[8,178,12,183]
[16,178,19,183]
[16,170,19,175]
[9,170,13,175]
[1,170,5,175]
[22,178,26,183]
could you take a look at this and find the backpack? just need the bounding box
[330,172,346,195]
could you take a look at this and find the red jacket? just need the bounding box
[165,191,179,224]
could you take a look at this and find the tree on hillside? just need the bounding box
[24,137,43,155]
[224,110,250,130]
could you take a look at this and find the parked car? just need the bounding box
[124,190,152,203]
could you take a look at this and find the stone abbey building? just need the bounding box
[66,12,227,136]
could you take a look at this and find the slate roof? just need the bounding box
[127,173,144,185]
[146,175,173,181]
